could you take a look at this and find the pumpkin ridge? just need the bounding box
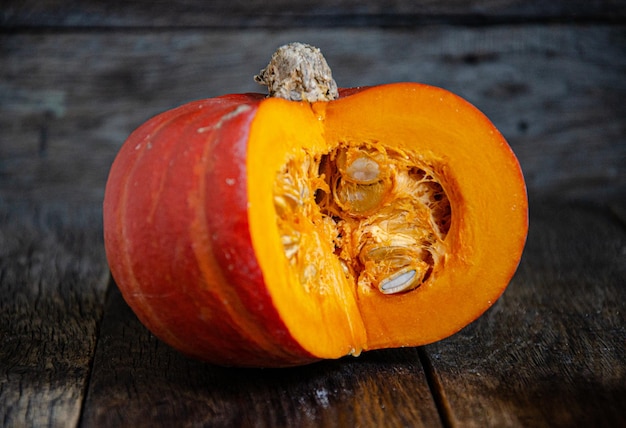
[191,100,315,364]
[113,107,197,351]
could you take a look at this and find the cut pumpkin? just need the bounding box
[103,44,527,367]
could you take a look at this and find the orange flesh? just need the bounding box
[247,83,527,359]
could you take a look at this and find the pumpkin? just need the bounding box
[103,43,528,367]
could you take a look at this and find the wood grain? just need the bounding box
[2,0,624,28]
[422,201,626,427]
[1,27,624,208]
[80,285,442,428]
[0,202,110,427]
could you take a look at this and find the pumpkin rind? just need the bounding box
[104,83,528,367]
[104,94,318,366]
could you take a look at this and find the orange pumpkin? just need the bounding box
[103,43,528,367]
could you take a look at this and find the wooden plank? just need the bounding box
[421,201,626,427]
[1,27,624,209]
[0,202,110,427]
[1,0,625,28]
[79,284,442,427]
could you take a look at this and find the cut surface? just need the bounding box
[247,98,367,359]
[248,83,528,358]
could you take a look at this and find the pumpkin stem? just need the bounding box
[255,42,339,102]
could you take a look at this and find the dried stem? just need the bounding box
[255,42,339,102]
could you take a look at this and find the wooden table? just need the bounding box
[1,2,625,426]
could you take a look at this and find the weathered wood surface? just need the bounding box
[0,203,109,427]
[1,2,625,426]
[2,0,625,28]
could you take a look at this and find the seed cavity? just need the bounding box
[273,142,451,296]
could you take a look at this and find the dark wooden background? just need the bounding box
[1,1,625,427]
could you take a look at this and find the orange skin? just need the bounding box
[104,84,528,367]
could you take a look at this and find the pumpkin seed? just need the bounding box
[279,229,301,260]
[345,156,381,184]
[379,268,420,294]
[337,146,387,185]
[333,179,389,215]
[360,245,413,266]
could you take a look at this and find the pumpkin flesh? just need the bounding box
[248,83,527,359]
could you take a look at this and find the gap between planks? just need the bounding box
[77,272,114,428]
[418,347,456,428]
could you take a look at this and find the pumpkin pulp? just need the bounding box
[247,83,527,359]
